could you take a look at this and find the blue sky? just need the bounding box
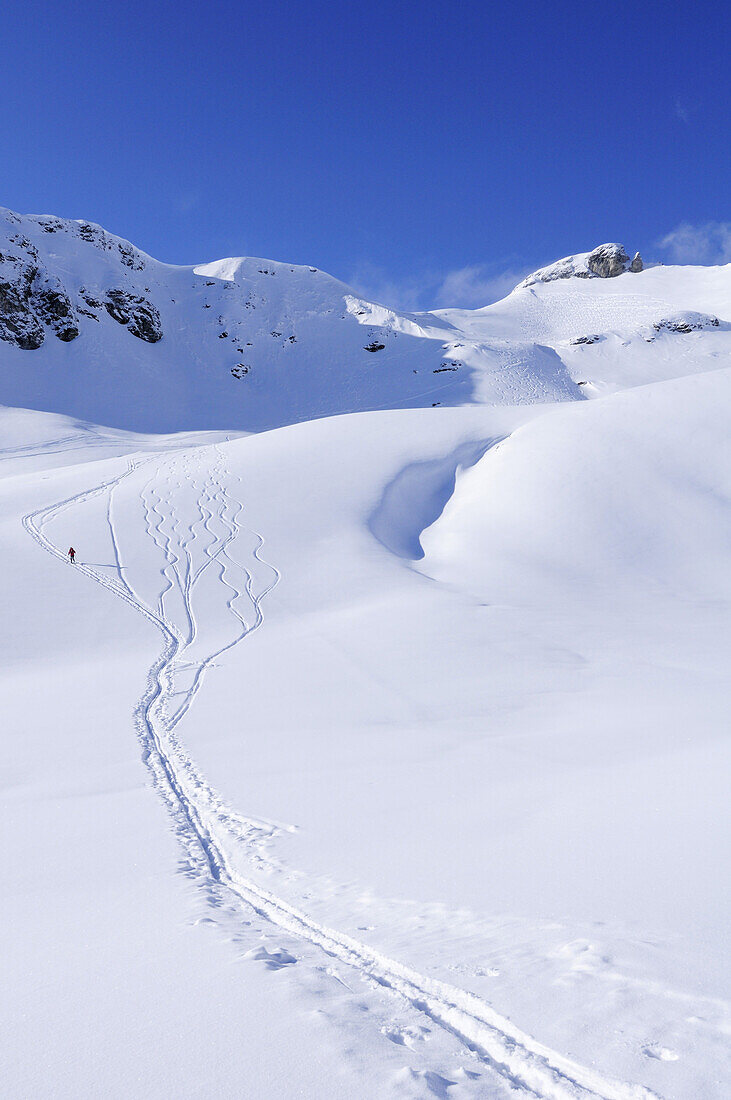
[4,0,729,308]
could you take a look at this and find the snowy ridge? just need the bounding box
[518,243,642,287]
[0,206,582,431]
[2,207,729,433]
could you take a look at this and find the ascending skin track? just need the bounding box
[23,444,658,1100]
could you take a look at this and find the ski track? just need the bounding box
[22,448,660,1100]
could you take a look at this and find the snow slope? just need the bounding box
[1,206,729,433]
[0,207,583,432]
[3,370,730,1098]
[2,215,730,1098]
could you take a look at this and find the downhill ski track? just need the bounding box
[22,448,659,1100]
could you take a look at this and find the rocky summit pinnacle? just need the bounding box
[587,243,630,278]
[520,243,643,288]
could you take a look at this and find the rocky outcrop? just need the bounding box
[0,253,79,348]
[520,254,587,287]
[32,214,146,270]
[521,243,644,288]
[8,233,39,260]
[79,289,104,310]
[651,311,719,336]
[0,224,159,349]
[118,240,145,270]
[104,290,162,342]
[587,244,630,279]
[0,268,45,349]
[76,221,146,271]
[35,280,79,341]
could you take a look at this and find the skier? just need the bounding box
[68,547,76,564]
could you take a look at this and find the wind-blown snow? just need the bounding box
[1,211,730,1099]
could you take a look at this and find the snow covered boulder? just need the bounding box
[587,243,630,278]
[650,311,720,336]
[520,243,639,287]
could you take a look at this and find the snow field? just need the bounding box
[2,216,730,1098]
[3,370,729,1096]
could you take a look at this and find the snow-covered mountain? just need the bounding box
[2,206,728,431]
[2,209,730,1099]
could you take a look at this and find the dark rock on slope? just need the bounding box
[587,244,630,279]
[105,290,162,342]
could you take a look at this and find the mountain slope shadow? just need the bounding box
[368,437,502,561]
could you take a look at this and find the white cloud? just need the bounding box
[347,263,435,312]
[349,261,529,312]
[175,191,200,215]
[433,265,529,309]
[674,99,691,124]
[657,222,731,265]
